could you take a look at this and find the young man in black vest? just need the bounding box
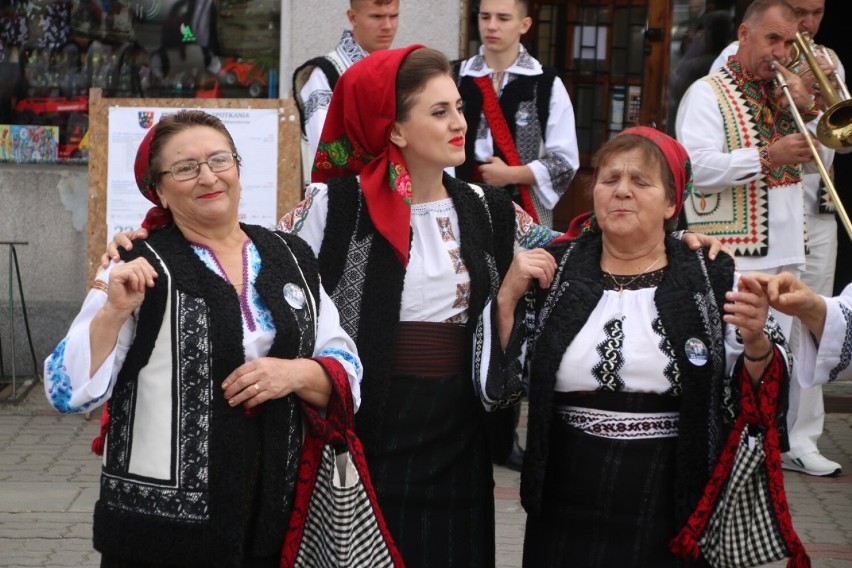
[454,0,579,229]
[292,0,400,186]
[455,0,579,472]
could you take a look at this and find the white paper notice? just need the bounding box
[106,107,279,243]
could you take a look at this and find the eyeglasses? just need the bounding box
[159,152,239,181]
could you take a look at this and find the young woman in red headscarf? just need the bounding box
[478,127,806,566]
[276,45,557,567]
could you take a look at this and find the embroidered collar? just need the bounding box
[336,30,369,67]
[723,57,780,144]
[462,44,542,77]
[725,57,771,90]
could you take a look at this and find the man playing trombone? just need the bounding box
[676,0,821,462]
[703,0,849,478]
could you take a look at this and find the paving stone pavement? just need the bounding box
[0,380,850,567]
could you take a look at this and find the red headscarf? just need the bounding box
[557,126,692,243]
[134,122,174,231]
[311,44,425,266]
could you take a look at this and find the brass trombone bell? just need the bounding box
[792,32,852,150]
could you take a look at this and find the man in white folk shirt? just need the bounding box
[705,0,848,477]
[291,0,400,186]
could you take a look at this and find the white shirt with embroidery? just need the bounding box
[44,240,363,414]
[277,181,559,323]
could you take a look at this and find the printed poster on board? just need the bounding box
[106,107,278,243]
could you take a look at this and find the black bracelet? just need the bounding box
[743,344,774,362]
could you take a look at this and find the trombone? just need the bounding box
[773,31,852,242]
[792,32,851,101]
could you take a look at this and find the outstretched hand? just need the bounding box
[752,271,827,341]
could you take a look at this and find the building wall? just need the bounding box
[0,166,89,377]
[0,0,466,376]
[282,0,464,97]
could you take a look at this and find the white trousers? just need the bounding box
[785,214,837,458]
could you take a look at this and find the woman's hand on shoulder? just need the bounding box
[100,227,150,268]
[681,230,733,262]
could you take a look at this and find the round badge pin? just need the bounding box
[684,337,708,366]
[283,283,306,309]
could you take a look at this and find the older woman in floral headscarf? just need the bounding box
[478,127,800,566]
[44,110,362,567]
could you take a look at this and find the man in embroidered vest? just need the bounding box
[685,0,846,478]
[454,0,579,229]
[291,0,400,187]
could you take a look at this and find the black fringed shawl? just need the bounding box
[95,224,320,566]
[521,233,788,527]
[317,174,516,450]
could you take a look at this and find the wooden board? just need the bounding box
[85,88,302,283]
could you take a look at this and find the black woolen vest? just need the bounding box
[317,174,516,451]
[520,234,744,528]
[94,225,320,566]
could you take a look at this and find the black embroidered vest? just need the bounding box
[521,234,745,527]
[95,224,320,565]
[317,174,516,449]
[455,69,556,183]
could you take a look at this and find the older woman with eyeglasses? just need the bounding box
[43,110,362,567]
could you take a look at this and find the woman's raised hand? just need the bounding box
[104,257,158,318]
[495,249,556,349]
[681,231,732,261]
[723,273,771,347]
[499,249,557,305]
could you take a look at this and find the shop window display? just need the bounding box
[0,0,280,163]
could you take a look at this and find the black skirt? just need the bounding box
[523,392,684,568]
[365,371,496,568]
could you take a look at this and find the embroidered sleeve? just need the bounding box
[300,67,334,160]
[277,184,329,256]
[758,146,772,176]
[527,78,579,207]
[472,297,527,411]
[513,202,560,251]
[44,263,134,414]
[814,293,852,384]
[313,286,363,411]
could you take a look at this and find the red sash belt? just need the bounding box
[391,321,467,377]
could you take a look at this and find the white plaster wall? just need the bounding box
[282,0,463,97]
[0,165,89,374]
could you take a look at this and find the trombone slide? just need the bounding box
[774,65,852,244]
